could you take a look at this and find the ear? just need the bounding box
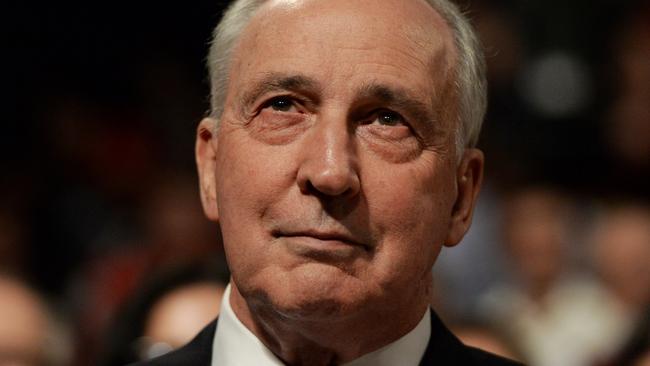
[444,148,484,247]
[196,118,220,222]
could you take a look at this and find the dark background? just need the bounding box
[3,0,649,364]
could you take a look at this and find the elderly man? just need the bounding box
[137,0,522,364]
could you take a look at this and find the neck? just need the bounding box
[228,284,430,366]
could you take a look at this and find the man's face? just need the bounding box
[197,0,483,320]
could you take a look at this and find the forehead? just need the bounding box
[258,0,452,40]
[229,0,456,100]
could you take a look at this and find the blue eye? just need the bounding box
[268,97,294,112]
[377,111,404,126]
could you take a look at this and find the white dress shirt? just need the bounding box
[212,284,431,366]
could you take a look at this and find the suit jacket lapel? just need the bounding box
[145,318,217,366]
[419,310,469,365]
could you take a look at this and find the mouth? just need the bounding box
[272,229,370,254]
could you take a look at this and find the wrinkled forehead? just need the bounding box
[227,0,458,111]
[261,0,451,33]
[245,0,456,67]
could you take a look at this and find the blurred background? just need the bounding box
[3,0,649,365]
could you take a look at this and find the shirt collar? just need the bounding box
[212,284,431,366]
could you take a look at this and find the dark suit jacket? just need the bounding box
[134,310,523,365]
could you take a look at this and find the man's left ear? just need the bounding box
[444,148,484,247]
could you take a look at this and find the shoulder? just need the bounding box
[129,319,217,366]
[464,346,525,366]
[420,310,525,366]
[420,339,524,366]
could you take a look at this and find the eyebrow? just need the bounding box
[237,73,438,133]
[239,72,322,109]
[354,83,436,131]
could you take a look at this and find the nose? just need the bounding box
[296,115,360,198]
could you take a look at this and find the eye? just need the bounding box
[265,96,296,112]
[375,110,405,126]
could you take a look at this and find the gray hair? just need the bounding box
[206,0,486,150]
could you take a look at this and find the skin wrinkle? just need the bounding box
[354,83,434,129]
[209,0,481,152]
[238,73,322,117]
[427,54,458,158]
[227,1,458,148]
[248,115,313,146]
[237,72,444,162]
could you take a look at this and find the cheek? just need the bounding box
[214,130,300,263]
[214,133,271,244]
[357,126,423,164]
[365,161,456,275]
[215,129,293,209]
[375,161,455,234]
[249,110,312,146]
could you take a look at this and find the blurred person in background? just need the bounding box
[591,203,650,315]
[597,307,650,366]
[100,261,228,365]
[0,207,30,278]
[595,0,650,200]
[589,203,650,354]
[70,175,219,365]
[479,186,621,366]
[600,3,650,197]
[0,274,72,366]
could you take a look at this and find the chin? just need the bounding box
[247,263,376,321]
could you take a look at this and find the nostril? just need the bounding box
[302,181,318,197]
[300,180,317,195]
[303,180,352,199]
[301,169,360,197]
